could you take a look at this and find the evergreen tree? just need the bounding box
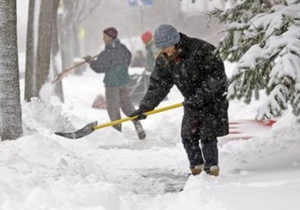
[211,0,300,120]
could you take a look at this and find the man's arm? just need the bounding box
[90,52,111,73]
[139,56,174,110]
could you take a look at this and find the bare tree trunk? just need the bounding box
[0,0,23,140]
[24,0,35,101]
[34,0,54,98]
[24,0,55,99]
[72,22,84,75]
[51,0,64,102]
[59,0,74,71]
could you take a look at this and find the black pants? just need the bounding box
[181,108,218,171]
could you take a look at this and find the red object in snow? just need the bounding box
[218,119,276,145]
[92,94,106,109]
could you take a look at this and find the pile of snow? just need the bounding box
[0,61,299,210]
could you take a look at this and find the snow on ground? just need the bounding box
[0,61,299,210]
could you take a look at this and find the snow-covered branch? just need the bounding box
[213,1,300,119]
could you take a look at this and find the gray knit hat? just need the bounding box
[154,24,180,49]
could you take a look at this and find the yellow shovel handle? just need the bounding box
[93,102,183,130]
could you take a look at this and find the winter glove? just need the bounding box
[83,55,93,63]
[130,109,147,120]
[129,104,151,120]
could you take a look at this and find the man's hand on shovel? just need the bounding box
[82,55,93,63]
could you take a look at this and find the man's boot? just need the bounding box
[207,165,220,177]
[190,164,204,175]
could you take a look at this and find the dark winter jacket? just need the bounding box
[90,39,132,87]
[140,33,229,137]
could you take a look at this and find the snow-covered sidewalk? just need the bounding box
[0,65,299,210]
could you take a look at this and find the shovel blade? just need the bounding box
[55,121,98,139]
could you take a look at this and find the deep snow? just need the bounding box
[0,61,299,210]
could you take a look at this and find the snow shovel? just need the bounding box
[51,54,98,84]
[54,102,183,139]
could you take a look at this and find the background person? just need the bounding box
[84,27,146,140]
[141,30,157,73]
[131,50,146,68]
